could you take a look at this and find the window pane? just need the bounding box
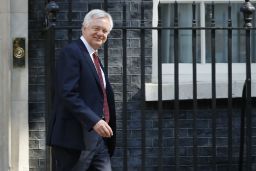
[205,3,251,63]
[252,12,256,63]
[160,3,201,63]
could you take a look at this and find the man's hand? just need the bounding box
[93,120,113,138]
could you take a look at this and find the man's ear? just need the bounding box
[81,26,86,34]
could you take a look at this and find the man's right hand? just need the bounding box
[93,120,113,138]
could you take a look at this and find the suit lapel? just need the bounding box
[76,39,103,92]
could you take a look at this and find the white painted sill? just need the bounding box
[145,63,256,101]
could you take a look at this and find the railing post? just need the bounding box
[122,3,128,171]
[240,0,255,28]
[192,2,198,171]
[140,1,146,171]
[240,1,255,171]
[45,1,59,28]
[157,4,163,171]
[227,2,233,171]
[44,1,59,171]
[103,0,109,75]
[210,2,217,170]
[173,2,180,171]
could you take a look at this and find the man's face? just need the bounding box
[82,17,111,50]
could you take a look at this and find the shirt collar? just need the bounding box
[80,36,96,56]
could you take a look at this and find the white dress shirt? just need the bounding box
[80,36,106,88]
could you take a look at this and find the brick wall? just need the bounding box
[29,0,256,170]
[29,0,48,170]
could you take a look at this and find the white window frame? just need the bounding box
[146,0,256,101]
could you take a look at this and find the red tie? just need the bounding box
[92,52,110,123]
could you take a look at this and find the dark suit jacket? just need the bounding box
[47,39,116,156]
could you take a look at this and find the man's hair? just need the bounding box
[82,9,113,31]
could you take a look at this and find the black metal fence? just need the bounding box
[44,0,255,171]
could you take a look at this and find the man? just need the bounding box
[47,9,116,171]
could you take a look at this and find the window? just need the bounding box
[146,0,256,101]
[160,3,201,63]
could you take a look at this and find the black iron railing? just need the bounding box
[44,0,255,171]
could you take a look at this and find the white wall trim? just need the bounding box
[0,0,12,170]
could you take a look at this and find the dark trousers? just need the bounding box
[51,138,111,171]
